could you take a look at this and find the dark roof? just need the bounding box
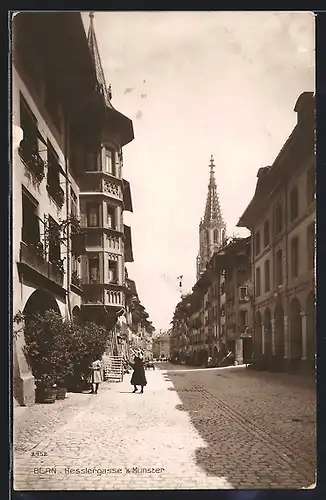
[122,179,133,212]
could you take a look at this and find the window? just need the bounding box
[48,216,61,263]
[264,260,270,292]
[291,237,299,279]
[306,166,316,205]
[87,203,100,227]
[274,203,283,235]
[106,204,116,229]
[213,229,218,243]
[19,94,39,156]
[71,253,78,274]
[256,267,261,297]
[104,149,115,175]
[47,141,60,189]
[20,94,38,150]
[263,219,270,247]
[108,260,118,283]
[275,249,283,286]
[307,222,315,271]
[255,231,261,256]
[70,188,78,218]
[290,185,299,222]
[22,188,40,245]
[239,287,247,301]
[239,310,247,328]
[88,256,100,283]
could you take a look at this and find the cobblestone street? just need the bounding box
[13,364,316,491]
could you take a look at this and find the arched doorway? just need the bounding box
[274,302,284,359]
[263,308,272,357]
[23,289,61,320]
[289,297,302,361]
[255,311,262,356]
[72,305,81,322]
[306,292,315,365]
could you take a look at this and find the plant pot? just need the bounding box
[35,387,57,404]
[56,387,67,400]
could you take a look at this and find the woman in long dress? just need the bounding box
[89,358,103,394]
[130,355,147,393]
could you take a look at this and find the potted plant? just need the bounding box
[22,310,73,403]
[56,382,67,400]
[35,374,57,404]
[31,241,45,260]
[52,258,65,274]
[18,142,46,183]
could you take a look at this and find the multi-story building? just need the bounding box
[171,236,253,367]
[152,330,171,360]
[237,91,315,373]
[171,155,228,366]
[78,13,134,331]
[220,236,252,364]
[12,12,138,406]
[12,12,104,405]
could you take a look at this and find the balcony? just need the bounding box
[19,241,64,288]
[82,279,125,308]
[71,271,83,294]
[79,173,122,200]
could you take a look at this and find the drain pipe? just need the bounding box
[64,113,72,320]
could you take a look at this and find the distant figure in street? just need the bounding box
[130,355,147,394]
[89,358,103,394]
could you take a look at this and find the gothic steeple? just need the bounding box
[196,155,226,281]
[203,155,225,227]
[87,12,112,107]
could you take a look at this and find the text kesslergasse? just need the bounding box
[62,467,165,474]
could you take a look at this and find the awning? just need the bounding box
[124,224,134,263]
[122,179,133,212]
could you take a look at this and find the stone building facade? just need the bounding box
[237,92,315,373]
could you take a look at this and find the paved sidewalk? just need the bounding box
[13,366,316,491]
[14,369,231,490]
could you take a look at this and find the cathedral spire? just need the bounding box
[203,155,225,228]
[87,12,112,106]
[196,155,226,281]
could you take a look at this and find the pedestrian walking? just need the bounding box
[89,358,103,394]
[130,354,147,394]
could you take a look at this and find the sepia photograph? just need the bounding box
[11,10,316,491]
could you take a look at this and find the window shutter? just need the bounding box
[115,151,120,178]
[101,147,106,171]
[98,254,103,283]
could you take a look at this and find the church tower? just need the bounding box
[196,155,226,281]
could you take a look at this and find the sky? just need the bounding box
[81,11,315,332]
